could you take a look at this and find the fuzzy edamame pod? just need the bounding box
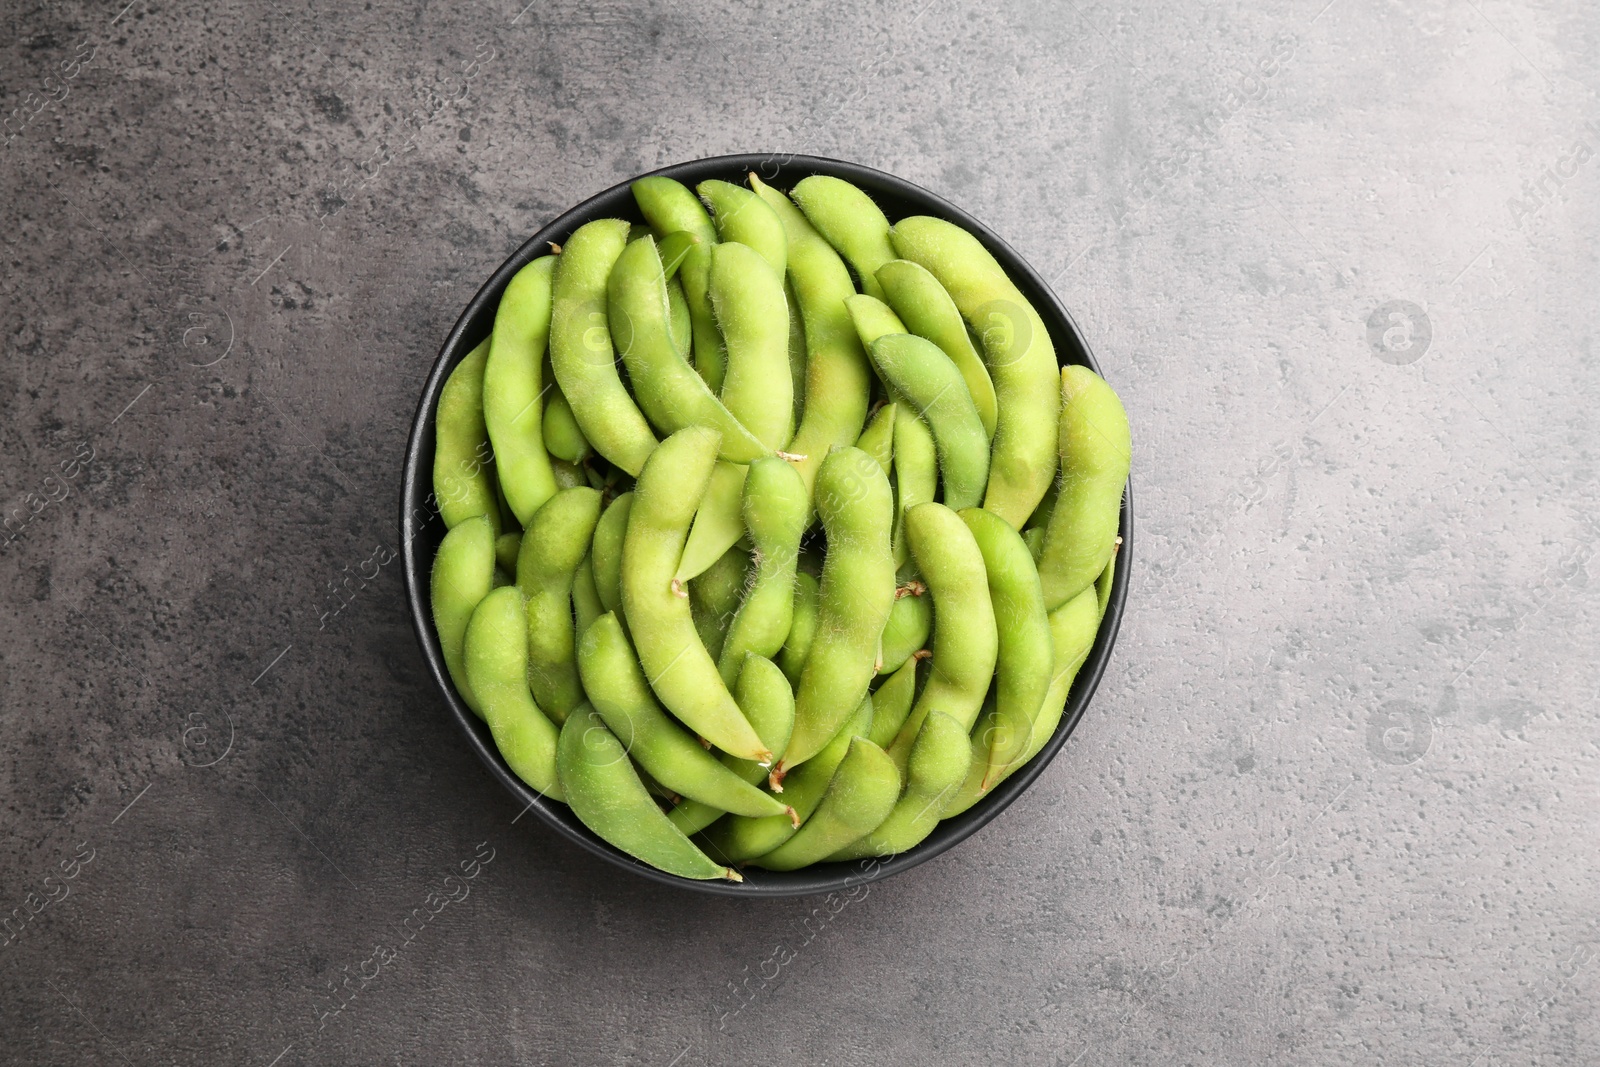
[868,657,919,748]
[778,447,896,779]
[620,427,771,763]
[542,387,591,463]
[1096,555,1116,620]
[434,337,500,536]
[785,280,807,424]
[578,613,790,820]
[878,585,932,674]
[667,276,693,360]
[1038,365,1131,611]
[890,215,1060,528]
[689,544,749,664]
[777,570,821,686]
[551,458,585,489]
[591,492,632,615]
[430,515,497,716]
[483,255,559,526]
[831,711,969,860]
[854,402,896,477]
[749,174,872,501]
[869,333,990,511]
[557,706,740,881]
[844,293,907,349]
[711,241,794,451]
[676,460,749,582]
[875,258,999,440]
[717,457,809,685]
[656,230,699,279]
[791,175,896,302]
[494,531,521,576]
[463,587,563,799]
[607,235,769,463]
[698,179,786,278]
[632,177,725,392]
[572,556,603,636]
[891,401,938,571]
[961,506,1053,780]
[752,737,900,870]
[515,486,603,724]
[548,218,658,476]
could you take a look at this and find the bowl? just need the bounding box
[401,153,1132,898]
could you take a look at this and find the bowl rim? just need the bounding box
[401,152,1132,898]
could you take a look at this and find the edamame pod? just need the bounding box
[779,447,896,778]
[620,427,771,763]
[578,613,790,820]
[572,556,603,636]
[791,175,896,302]
[717,457,809,685]
[890,215,1059,527]
[483,255,560,526]
[591,492,632,615]
[777,570,820,686]
[632,177,725,392]
[676,460,749,582]
[607,235,770,462]
[785,280,807,425]
[430,515,497,716]
[867,657,919,748]
[1037,365,1131,611]
[689,544,748,664]
[542,387,591,463]
[854,402,895,477]
[844,293,907,349]
[551,458,585,489]
[463,586,563,799]
[698,179,786,278]
[1096,555,1116,620]
[749,174,872,501]
[494,531,521,576]
[875,258,999,440]
[711,241,794,451]
[831,711,969,860]
[667,276,693,360]
[557,706,740,881]
[891,401,937,571]
[656,229,699,279]
[548,218,658,476]
[434,338,500,536]
[878,585,931,674]
[960,506,1052,780]
[868,333,990,511]
[516,486,603,724]
[752,737,900,870]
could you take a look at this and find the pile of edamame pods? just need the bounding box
[429,171,1130,881]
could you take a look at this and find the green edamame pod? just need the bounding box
[572,556,603,636]
[591,492,632,615]
[657,229,699,279]
[961,506,1052,780]
[878,586,931,674]
[791,176,896,302]
[689,543,749,664]
[779,447,896,779]
[463,587,563,799]
[549,218,658,476]
[483,255,560,526]
[1096,555,1115,620]
[676,460,749,582]
[515,486,603,724]
[703,693,870,864]
[891,402,937,571]
[710,241,794,451]
[557,706,740,881]
[785,280,807,425]
[890,215,1060,528]
[430,515,497,716]
[778,570,821,686]
[749,173,871,501]
[494,531,521,576]
[854,402,896,478]
[869,333,990,511]
[578,613,790,820]
[551,458,585,489]
[667,276,693,360]
[698,179,786,278]
[1038,365,1131,611]
[831,710,969,860]
[632,178,724,393]
[620,427,771,763]
[434,338,500,536]
[844,293,907,349]
[542,387,591,463]
[867,657,919,748]
[875,259,998,440]
[717,457,809,685]
[752,737,900,870]
[668,653,798,836]
[608,235,769,462]
[887,503,998,773]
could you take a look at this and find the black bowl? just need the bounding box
[401,153,1132,898]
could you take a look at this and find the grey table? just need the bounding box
[3,0,1597,1063]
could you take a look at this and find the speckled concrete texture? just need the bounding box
[3,0,1597,1062]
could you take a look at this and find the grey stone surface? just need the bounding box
[3,0,1598,1062]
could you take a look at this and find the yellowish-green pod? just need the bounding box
[784,280,807,426]
[632,177,724,392]
[748,173,871,502]
[710,241,794,451]
[698,179,787,277]
[890,215,1060,528]
[430,515,497,717]
[557,706,740,881]
[620,427,770,763]
[656,229,699,278]
[494,531,521,576]
[845,293,907,348]
[689,543,749,664]
[548,218,658,476]
[777,570,821,686]
[779,447,896,779]
[483,255,559,526]
[831,710,969,860]
[854,402,896,478]
[667,276,693,360]
[875,258,998,440]
[676,460,749,582]
[1096,555,1116,620]
[434,338,500,536]
[752,737,900,870]
[868,657,919,748]
[717,457,810,685]
[891,402,937,571]
[791,175,896,302]
[572,556,603,636]
[515,486,603,725]
[463,586,563,799]
[878,586,931,675]
[1038,365,1131,611]
[542,387,591,463]
[869,333,990,511]
[591,492,632,615]
[551,458,585,489]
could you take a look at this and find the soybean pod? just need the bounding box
[698,179,786,278]
[430,515,497,716]
[483,255,560,526]
[869,333,990,511]
[875,258,998,440]
[632,177,725,391]
[717,456,810,685]
[515,486,603,724]
[463,586,563,799]
[831,711,969,860]
[891,401,938,571]
[676,460,749,582]
[791,175,896,302]
[434,337,500,536]
[591,492,632,615]
[1037,365,1130,611]
[710,241,794,451]
[752,737,900,870]
[777,570,821,686]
